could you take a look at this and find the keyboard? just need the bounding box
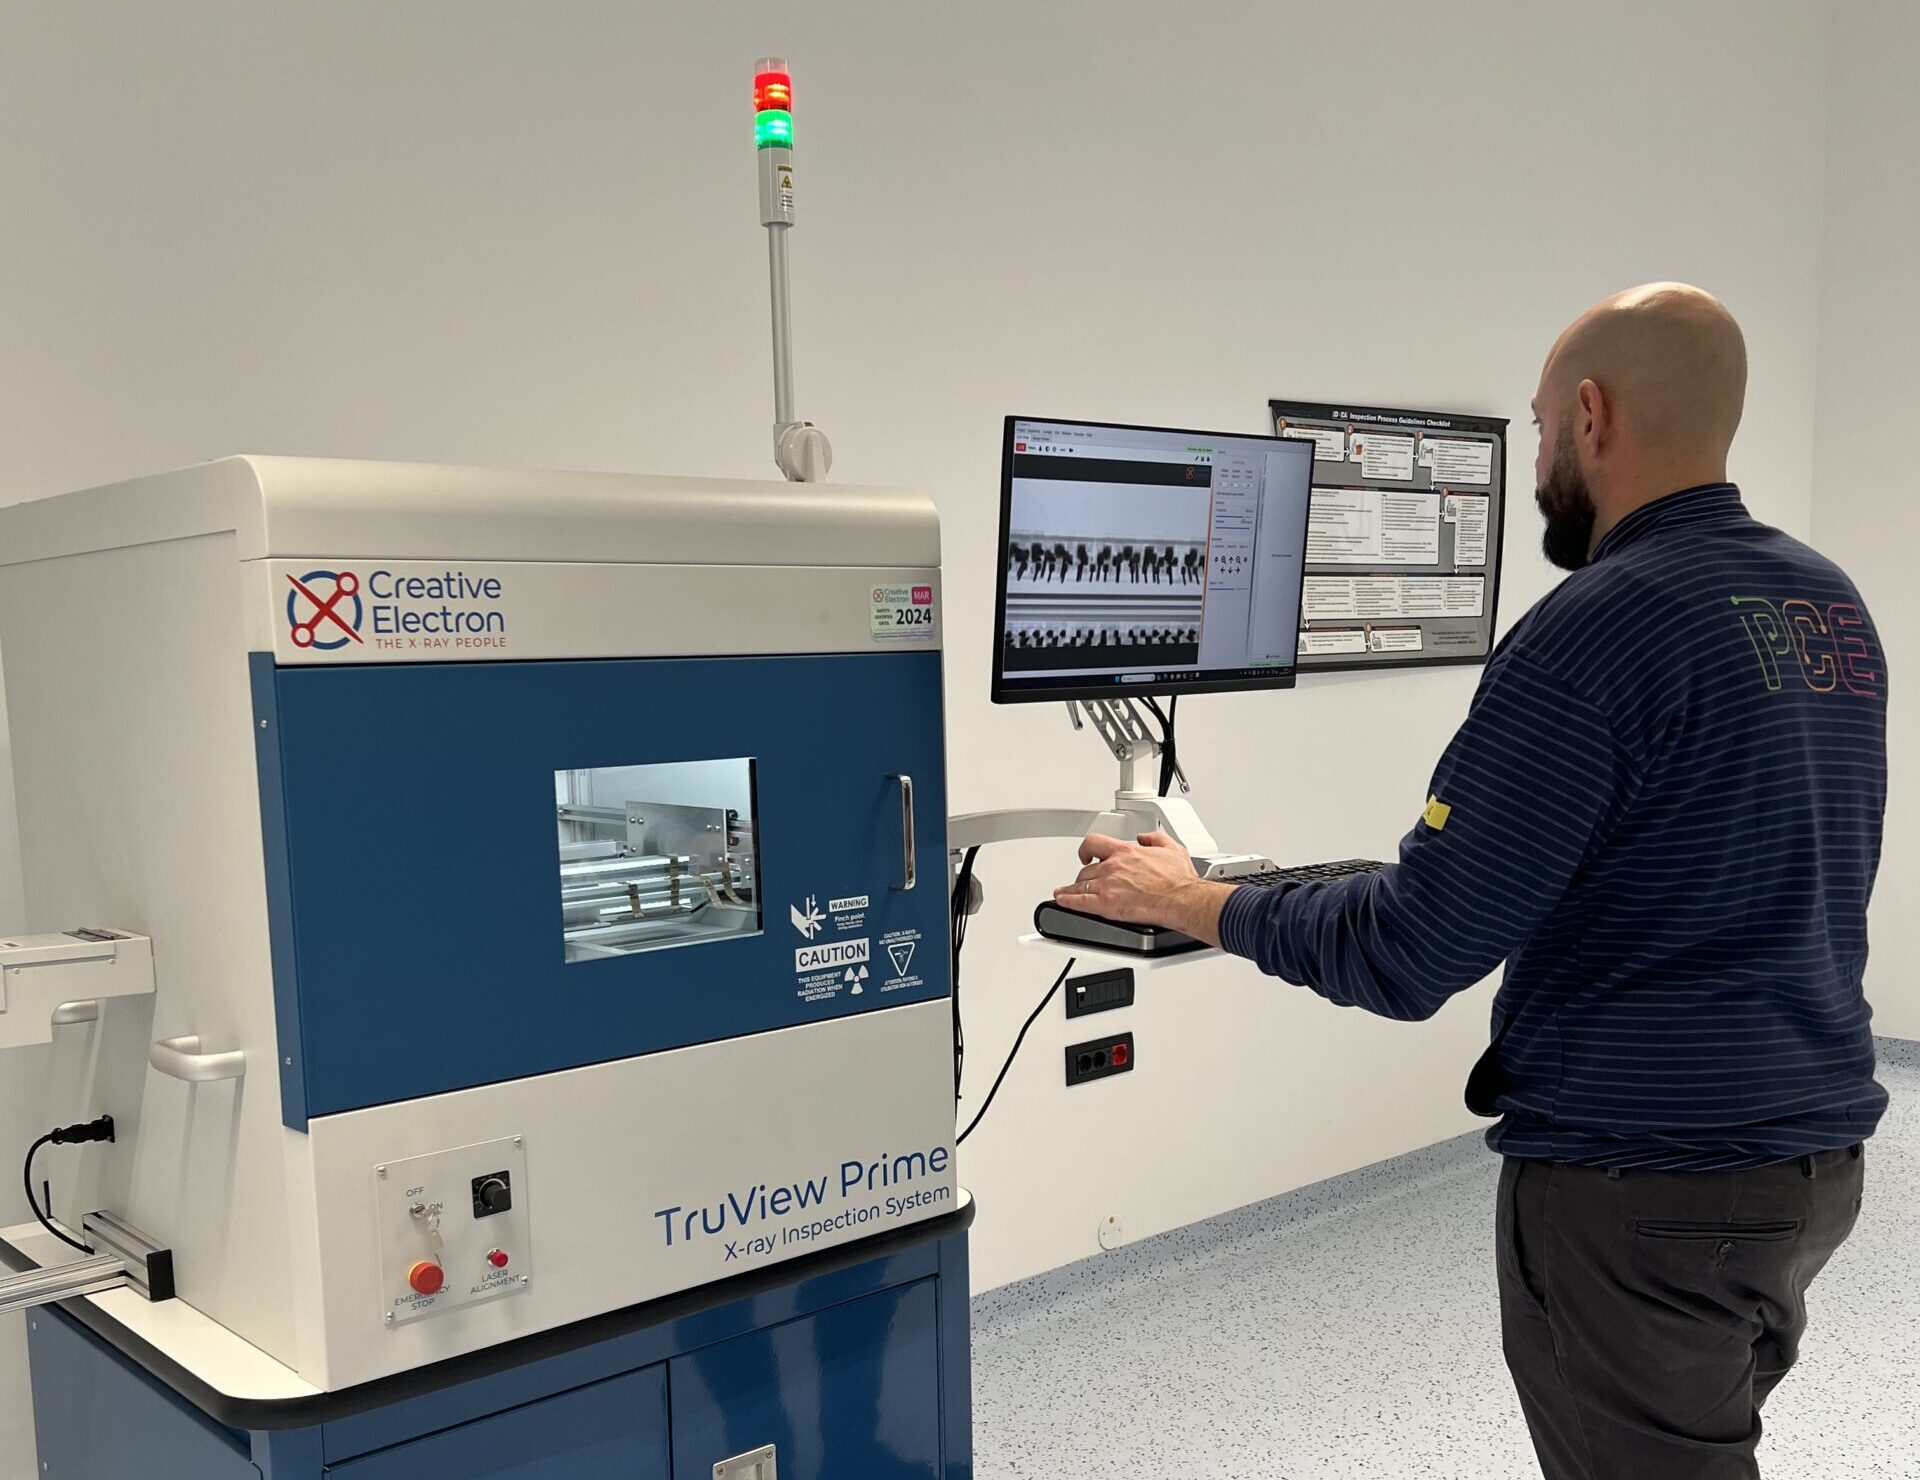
[1208,858,1386,888]
[1035,857,1387,955]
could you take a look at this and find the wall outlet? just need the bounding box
[1065,1031,1133,1086]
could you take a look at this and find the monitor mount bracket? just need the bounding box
[1067,696,1189,800]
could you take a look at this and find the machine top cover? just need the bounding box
[0,455,940,570]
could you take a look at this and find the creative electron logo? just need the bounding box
[283,565,511,655]
[285,570,365,650]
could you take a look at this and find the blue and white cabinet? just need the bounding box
[0,458,969,1478]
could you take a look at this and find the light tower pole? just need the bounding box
[754,57,833,482]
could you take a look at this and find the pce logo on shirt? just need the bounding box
[285,570,364,651]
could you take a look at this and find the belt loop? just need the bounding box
[1605,1167,1622,1180]
[1800,1155,1816,1179]
[1851,1143,1863,1159]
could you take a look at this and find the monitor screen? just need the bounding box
[992,417,1316,703]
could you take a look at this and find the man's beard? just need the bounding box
[1536,429,1597,572]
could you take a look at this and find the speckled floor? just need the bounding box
[973,1040,1920,1479]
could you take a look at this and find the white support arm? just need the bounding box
[0,930,154,1049]
[947,809,1107,852]
[946,704,1272,909]
[949,799,1224,857]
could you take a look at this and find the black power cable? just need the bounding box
[949,844,981,1100]
[956,956,1075,1146]
[1143,695,1179,798]
[22,1115,114,1255]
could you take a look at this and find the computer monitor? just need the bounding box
[992,416,1316,703]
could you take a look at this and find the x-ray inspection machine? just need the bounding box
[0,58,974,1480]
[0,457,970,1476]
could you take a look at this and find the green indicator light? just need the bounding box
[755,109,793,149]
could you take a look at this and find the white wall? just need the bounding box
[0,673,38,1476]
[1813,0,1919,1042]
[0,0,1839,1463]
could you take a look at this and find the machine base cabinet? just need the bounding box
[27,1232,972,1480]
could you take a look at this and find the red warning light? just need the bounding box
[754,61,794,149]
[754,70,792,114]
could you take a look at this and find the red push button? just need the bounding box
[408,1260,445,1296]
[487,1249,510,1270]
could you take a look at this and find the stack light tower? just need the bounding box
[755,57,833,483]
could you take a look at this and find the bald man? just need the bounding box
[1053,284,1889,1478]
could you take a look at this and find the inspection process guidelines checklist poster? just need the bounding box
[1270,399,1509,673]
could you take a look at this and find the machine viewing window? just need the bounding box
[554,758,761,961]
[992,416,1316,702]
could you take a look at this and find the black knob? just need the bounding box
[471,1171,512,1218]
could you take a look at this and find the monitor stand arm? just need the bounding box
[1066,697,1218,854]
[947,702,1271,898]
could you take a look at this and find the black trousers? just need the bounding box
[1496,1147,1864,1479]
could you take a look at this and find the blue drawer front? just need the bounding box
[34,1232,973,1478]
[669,1280,944,1478]
[28,1312,256,1480]
[252,652,950,1122]
[324,1366,669,1478]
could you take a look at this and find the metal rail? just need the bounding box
[0,1210,174,1316]
[0,1254,128,1317]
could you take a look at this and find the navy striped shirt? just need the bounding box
[1220,484,1890,1168]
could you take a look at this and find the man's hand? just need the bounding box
[1052,831,1235,946]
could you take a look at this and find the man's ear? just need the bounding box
[1577,377,1613,456]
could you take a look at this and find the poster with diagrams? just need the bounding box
[1270,398,1508,671]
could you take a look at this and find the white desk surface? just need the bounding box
[3,1221,320,1402]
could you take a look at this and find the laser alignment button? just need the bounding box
[408,1260,445,1296]
[487,1249,510,1270]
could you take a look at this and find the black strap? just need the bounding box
[1463,1012,1517,1118]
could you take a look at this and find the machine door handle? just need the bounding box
[887,773,916,891]
[714,1444,776,1480]
[149,1034,247,1083]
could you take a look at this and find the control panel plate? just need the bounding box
[373,1136,531,1327]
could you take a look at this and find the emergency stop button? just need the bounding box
[408,1260,445,1296]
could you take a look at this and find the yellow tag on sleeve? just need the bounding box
[1423,794,1452,831]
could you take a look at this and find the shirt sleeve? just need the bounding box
[1216,650,1640,1020]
